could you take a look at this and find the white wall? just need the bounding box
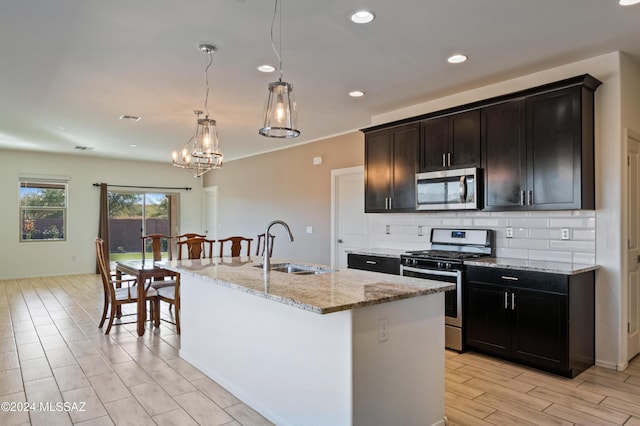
[0,149,203,279]
[371,51,624,369]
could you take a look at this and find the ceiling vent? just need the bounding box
[119,115,141,122]
[74,146,94,151]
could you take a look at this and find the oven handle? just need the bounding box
[459,175,467,202]
[401,265,460,278]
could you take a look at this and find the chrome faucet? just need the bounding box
[263,220,294,273]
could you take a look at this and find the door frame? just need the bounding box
[204,185,218,242]
[330,166,365,269]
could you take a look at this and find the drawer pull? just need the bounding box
[365,260,377,265]
[501,276,519,281]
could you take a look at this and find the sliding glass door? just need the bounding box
[108,191,177,261]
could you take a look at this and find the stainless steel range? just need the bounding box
[400,228,493,351]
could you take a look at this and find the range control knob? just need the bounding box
[437,261,445,269]
[445,262,453,269]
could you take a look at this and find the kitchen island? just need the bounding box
[162,257,453,426]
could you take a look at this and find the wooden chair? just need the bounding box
[218,236,253,257]
[176,233,207,242]
[157,278,180,334]
[95,237,159,334]
[256,233,275,257]
[177,236,214,260]
[141,234,178,289]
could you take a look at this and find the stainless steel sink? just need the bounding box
[256,263,333,275]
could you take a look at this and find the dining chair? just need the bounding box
[141,234,178,290]
[177,236,215,260]
[176,233,207,242]
[95,237,159,334]
[256,233,275,257]
[157,278,180,334]
[218,236,253,257]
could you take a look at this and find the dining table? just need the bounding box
[115,259,175,336]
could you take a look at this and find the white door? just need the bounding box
[331,166,368,269]
[204,186,218,242]
[628,132,640,360]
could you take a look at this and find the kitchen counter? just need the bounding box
[161,257,453,314]
[344,247,405,258]
[465,257,600,275]
[167,256,448,426]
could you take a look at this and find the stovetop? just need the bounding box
[403,250,490,261]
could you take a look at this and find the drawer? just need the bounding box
[465,266,568,294]
[348,254,400,275]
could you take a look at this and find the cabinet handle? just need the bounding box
[388,198,392,210]
[520,191,525,206]
[448,152,451,167]
[512,293,516,310]
[504,291,509,309]
[365,260,377,265]
[442,153,446,168]
[528,190,533,206]
[501,276,519,281]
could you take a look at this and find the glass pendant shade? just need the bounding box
[172,111,223,178]
[259,81,300,138]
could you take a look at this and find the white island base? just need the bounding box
[180,274,446,426]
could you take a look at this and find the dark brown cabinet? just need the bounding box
[482,76,600,211]
[420,110,480,172]
[465,266,594,377]
[347,254,400,275]
[364,123,418,212]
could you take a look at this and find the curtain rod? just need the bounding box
[93,183,192,191]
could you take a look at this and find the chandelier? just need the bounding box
[172,44,223,178]
[258,0,300,139]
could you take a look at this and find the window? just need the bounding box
[19,177,68,242]
[108,191,178,261]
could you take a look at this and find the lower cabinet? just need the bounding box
[465,266,594,377]
[347,254,400,275]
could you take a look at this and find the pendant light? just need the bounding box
[258,0,300,139]
[172,44,223,178]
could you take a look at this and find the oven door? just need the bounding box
[400,265,461,327]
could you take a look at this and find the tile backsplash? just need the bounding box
[366,210,596,264]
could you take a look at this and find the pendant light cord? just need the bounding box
[270,0,283,82]
[203,49,214,116]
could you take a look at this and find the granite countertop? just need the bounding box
[160,257,453,314]
[345,248,405,258]
[464,257,600,275]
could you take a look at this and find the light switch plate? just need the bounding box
[561,228,570,240]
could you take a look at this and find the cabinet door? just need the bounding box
[465,280,511,357]
[526,87,582,209]
[420,116,448,172]
[511,287,568,372]
[390,124,418,211]
[482,99,527,210]
[450,110,481,169]
[364,130,391,212]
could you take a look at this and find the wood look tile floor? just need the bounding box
[1,274,640,425]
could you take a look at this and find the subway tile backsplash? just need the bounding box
[366,210,596,264]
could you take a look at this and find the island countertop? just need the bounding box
[160,257,454,314]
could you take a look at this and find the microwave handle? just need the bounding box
[459,175,467,202]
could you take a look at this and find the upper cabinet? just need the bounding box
[482,76,600,211]
[420,110,480,172]
[364,123,419,212]
[361,74,601,213]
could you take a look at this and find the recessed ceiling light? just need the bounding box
[619,0,640,5]
[350,10,375,24]
[447,54,468,64]
[119,114,141,122]
[257,64,276,73]
[129,144,137,147]
[349,90,365,97]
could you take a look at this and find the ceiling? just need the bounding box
[1,1,639,164]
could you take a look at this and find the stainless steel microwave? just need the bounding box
[415,168,481,211]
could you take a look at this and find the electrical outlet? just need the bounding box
[506,227,513,238]
[378,318,389,343]
[418,226,424,236]
[385,225,390,235]
[561,228,570,240]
